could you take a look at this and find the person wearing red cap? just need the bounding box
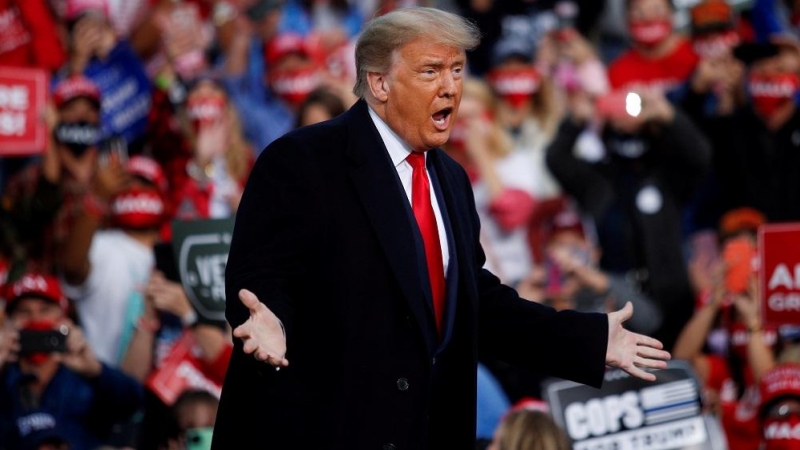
[164,78,254,226]
[673,252,779,450]
[683,37,800,222]
[56,0,152,150]
[759,363,800,450]
[608,0,700,100]
[0,271,143,449]
[59,155,169,365]
[0,75,104,278]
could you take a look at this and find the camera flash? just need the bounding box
[625,92,642,117]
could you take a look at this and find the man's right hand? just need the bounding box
[233,289,289,369]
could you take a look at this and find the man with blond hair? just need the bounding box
[212,7,670,450]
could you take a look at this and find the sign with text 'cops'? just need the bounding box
[171,218,234,326]
[759,223,800,328]
[543,361,715,450]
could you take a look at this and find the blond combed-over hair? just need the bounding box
[352,7,481,98]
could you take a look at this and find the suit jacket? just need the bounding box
[212,100,609,450]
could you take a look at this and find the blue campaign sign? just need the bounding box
[55,41,152,144]
[542,360,727,450]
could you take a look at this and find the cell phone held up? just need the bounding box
[19,327,68,355]
[595,91,643,120]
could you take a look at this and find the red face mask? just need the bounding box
[110,187,166,230]
[268,67,321,107]
[764,416,800,450]
[693,30,740,59]
[749,72,800,119]
[487,67,541,108]
[186,97,226,132]
[629,19,673,47]
[20,320,57,365]
[447,112,493,152]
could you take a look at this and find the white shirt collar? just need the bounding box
[367,105,420,168]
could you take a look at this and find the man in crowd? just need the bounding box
[0,272,143,449]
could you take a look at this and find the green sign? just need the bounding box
[171,218,234,324]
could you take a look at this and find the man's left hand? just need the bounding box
[606,302,670,381]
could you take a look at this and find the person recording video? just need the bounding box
[0,272,143,450]
[545,85,712,352]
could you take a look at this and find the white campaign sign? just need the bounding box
[574,417,707,450]
[543,361,719,450]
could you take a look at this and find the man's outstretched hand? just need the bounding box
[606,302,670,381]
[233,289,289,369]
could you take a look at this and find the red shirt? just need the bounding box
[608,38,699,93]
[0,0,66,72]
[706,355,764,450]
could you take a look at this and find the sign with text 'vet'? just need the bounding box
[543,360,720,450]
[171,218,234,325]
[759,223,800,328]
[0,66,48,156]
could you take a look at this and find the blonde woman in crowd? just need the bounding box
[444,77,537,287]
[487,408,571,450]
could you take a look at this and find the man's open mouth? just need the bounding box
[432,107,453,130]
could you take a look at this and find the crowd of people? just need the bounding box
[1,0,800,449]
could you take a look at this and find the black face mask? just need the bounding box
[603,127,650,160]
[54,122,99,157]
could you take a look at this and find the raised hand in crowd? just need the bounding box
[68,12,117,75]
[0,322,20,372]
[41,101,61,185]
[733,277,776,382]
[691,55,745,114]
[155,3,212,81]
[144,270,194,320]
[93,152,131,201]
[556,28,598,67]
[195,114,232,167]
[60,153,130,285]
[56,318,103,378]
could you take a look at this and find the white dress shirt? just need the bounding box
[368,106,450,274]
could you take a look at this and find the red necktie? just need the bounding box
[406,152,446,336]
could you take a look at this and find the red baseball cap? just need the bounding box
[65,0,110,22]
[546,204,585,242]
[760,363,800,414]
[264,32,309,66]
[3,273,68,312]
[126,155,168,193]
[53,76,101,109]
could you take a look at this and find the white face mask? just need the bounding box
[706,328,729,355]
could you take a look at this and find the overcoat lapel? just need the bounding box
[345,101,438,356]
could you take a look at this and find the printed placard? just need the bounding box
[758,223,800,328]
[146,330,222,406]
[171,218,234,326]
[0,66,48,156]
[543,360,720,450]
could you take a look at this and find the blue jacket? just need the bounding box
[0,362,144,450]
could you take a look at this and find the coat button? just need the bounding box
[382,444,397,450]
[396,377,409,391]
